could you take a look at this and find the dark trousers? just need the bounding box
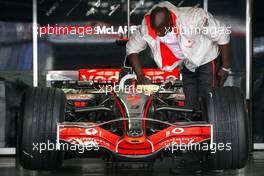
[182,59,219,110]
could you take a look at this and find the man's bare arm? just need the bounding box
[219,44,230,69]
[128,53,144,77]
[128,53,152,84]
[218,43,231,86]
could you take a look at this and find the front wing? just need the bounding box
[58,122,212,157]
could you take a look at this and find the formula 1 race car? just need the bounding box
[17,64,250,171]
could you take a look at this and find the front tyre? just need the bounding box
[17,87,66,170]
[202,87,250,170]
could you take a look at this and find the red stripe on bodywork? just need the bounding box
[113,93,126,130]
[143,95,153,130]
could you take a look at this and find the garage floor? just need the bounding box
[0,152,263,176]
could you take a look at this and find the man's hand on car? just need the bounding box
[137,75,152,85]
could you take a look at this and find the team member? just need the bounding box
[126,1,230,174]
[126,1,231,110]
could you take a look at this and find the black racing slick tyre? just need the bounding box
[17,87,66,170]
[202,86,249,170]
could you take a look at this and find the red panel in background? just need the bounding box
[79,68,180,83]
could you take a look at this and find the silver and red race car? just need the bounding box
[17,66,249,171]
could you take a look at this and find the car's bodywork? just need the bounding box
[47,68,212,159]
